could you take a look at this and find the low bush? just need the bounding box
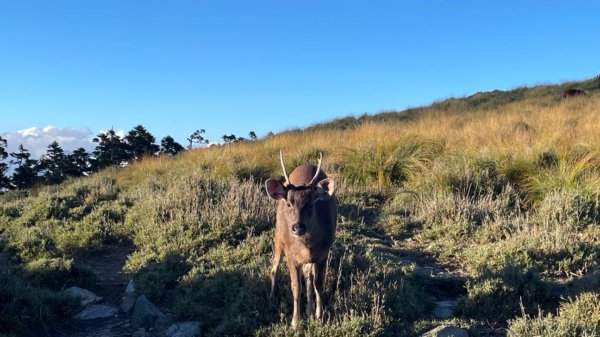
[508,292,600,337]
[459,264,553,320]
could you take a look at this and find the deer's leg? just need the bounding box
[303,263,315,317]
[270,242,282,298]
[287,258,301,329]
[314,259,326,320]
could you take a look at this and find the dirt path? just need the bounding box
[77,244,133,307]
[40,244,137,337]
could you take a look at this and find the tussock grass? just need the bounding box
[343,138,439,190]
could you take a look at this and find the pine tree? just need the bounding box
[10,144,38,189]
[39,141,68,184]
[222,134,244,143]
[0,136,10,190]
[222,134,237,143]
[249,131,257,140]
[186,129,208,149]
[160,135,185,156]
[65,147,91,177]
[92,129,132,170]
[126,125,159,159]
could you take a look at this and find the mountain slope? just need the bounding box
[1,76,600,337]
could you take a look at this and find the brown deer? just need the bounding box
[562,88,586,99]
[265,151,337,328]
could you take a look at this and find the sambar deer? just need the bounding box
[563,88,586,99]
[265,151,337,328]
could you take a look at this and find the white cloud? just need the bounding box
[1,126,97,159]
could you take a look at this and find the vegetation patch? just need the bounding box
[508,293,600,337]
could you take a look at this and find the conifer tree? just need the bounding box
[39,141,68,184]
[222,134,244,143]
[10,144,38,189]
[126,125,159,159]
[222,134,237,143]
[66,147,91,177]
[160,135,185,156]
[0,136,9,190]
[92,129,131,170]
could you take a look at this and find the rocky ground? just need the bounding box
[23,243,468,337]
[23,245,199,337]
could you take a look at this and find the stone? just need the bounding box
[422,326,468,337]
[121,279,137,313]
[432,300,458,320]
[74,304,118,320]
[64,286,102,306]
[131,295,170,329]
[167,321,201,337]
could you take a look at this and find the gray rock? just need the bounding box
[121,279,137,313]
[167,321,201,337]
[132,295,170,329]
[65,286,102,306]
[422,326,468,337]
[432,300,458,320]
[74,304,118,320]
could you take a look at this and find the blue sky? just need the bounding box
[1,1,599,155]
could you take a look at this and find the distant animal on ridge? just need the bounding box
[265,151,337,329]
[562,88,586,99]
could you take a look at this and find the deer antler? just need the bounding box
[279,150,290,185]
[309,152,323,186]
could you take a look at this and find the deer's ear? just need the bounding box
[315,178,335,200]
[265,179,286,200]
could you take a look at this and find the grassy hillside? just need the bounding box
[1,77,600,336]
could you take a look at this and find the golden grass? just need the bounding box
[121,92,600,184]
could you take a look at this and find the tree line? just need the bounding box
[0,125,258,190]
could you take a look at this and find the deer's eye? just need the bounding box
[286,202,292,208]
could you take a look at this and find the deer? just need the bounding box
[265,150,337,329]
[562,88,586,99]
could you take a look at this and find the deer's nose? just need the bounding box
[292,223,306,236]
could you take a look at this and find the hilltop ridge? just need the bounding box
[298,75,598,133]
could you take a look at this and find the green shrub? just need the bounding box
[0,252,80,335]
[124,170,273,271]
[443,157,509,200]
[465,240,599,279]
[459,264,553,320]
[9,226,59,262]
[535,189,600,230]
[176,267,277,336]
[134,252,190,302]
[255,313,385,337]
[508,293,600,337]
[24,257,95,290]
